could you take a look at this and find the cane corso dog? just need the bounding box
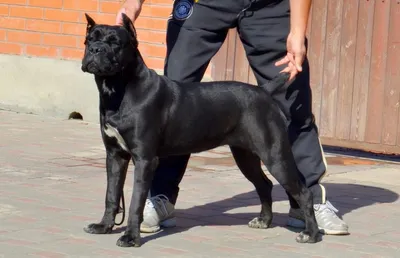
[80,13,319,247]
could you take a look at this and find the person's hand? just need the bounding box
[116,0,142,25]
[275,32,306,81]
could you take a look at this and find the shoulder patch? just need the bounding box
[173,0,194,20]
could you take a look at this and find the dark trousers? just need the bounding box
[149,0,328,208]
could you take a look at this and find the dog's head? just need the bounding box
[81,13,138,76]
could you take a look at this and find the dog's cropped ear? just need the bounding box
[84,13,96,33]
[121,13,138,47]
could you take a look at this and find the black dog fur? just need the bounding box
[81,13,320,247]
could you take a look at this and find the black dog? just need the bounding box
[81,13,319,247]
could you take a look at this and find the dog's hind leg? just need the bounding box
[230,146,274,229]
[245,111,320,243]
[84,149,130,234]
[254,129,320,243]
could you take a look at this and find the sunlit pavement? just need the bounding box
[1,110,400,257]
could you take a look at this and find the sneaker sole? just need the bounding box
[320,228,350,235]
[140,217,176,233]
[287,217,349,235]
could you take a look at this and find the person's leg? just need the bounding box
[141,0,241,233]
[237,0,348,235]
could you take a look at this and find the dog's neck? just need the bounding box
[95,48,151,112]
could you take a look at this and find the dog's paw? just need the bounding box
[296,231,319,244]
[248,217,271,229]
[116,234,141,247]
[83,223,113,234]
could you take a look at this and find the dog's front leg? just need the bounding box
[116,157,158,247]
[84,149,130,234]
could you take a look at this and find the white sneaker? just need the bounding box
[140,194,176,233]
[287,201,349,235]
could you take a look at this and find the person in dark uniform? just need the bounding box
[116,0,349,235]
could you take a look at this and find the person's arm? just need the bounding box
[116,0,146,25]
[275,0,312,80]
[289,0,312,37]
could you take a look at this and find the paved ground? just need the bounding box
[0,110,400,258]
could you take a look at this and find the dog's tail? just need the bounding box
[259,72,291,119]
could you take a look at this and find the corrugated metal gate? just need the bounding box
[210,0,400,155]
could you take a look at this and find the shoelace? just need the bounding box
[316,200,339,214]
[325,201,339,213]
[144,194,170,216]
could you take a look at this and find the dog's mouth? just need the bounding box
[81,58,119,76]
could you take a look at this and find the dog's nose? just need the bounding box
[89,45,105,54]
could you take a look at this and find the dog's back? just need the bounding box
[157,78,287,156]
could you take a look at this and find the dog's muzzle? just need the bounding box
[81,42,118,75]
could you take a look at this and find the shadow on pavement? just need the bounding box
[132,182,399,244]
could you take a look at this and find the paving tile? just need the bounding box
[0,110,400,257]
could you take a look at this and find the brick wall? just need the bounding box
[0,0,176,71]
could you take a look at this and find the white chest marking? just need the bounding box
[103,123,129,152]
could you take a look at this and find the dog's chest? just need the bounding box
[103,123,129,152]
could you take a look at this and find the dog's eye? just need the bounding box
[108,36,119,45]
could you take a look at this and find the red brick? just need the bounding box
[63,0,98,11]
[100,1,121,13]
[62,23,86,36]
[143,56,164,70]
[138,42,166,58]
[43,34,77,48]
[81,12,115,25]
[29,0,62,8]
[0,29,5,40]
[26,20,61,33]
[141,5,171,18]
[44,9,80,22]
[0,17,25,29]
[135,17,167,31]
[7,30,42,44]
[147,0,172,4]
[77,36,86,49]
[10,6,43,19]
[0,4,9,15]
[26,45,58,57]
[136,29,166,44]
[0,0,26,4]
[61,48,84,60]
